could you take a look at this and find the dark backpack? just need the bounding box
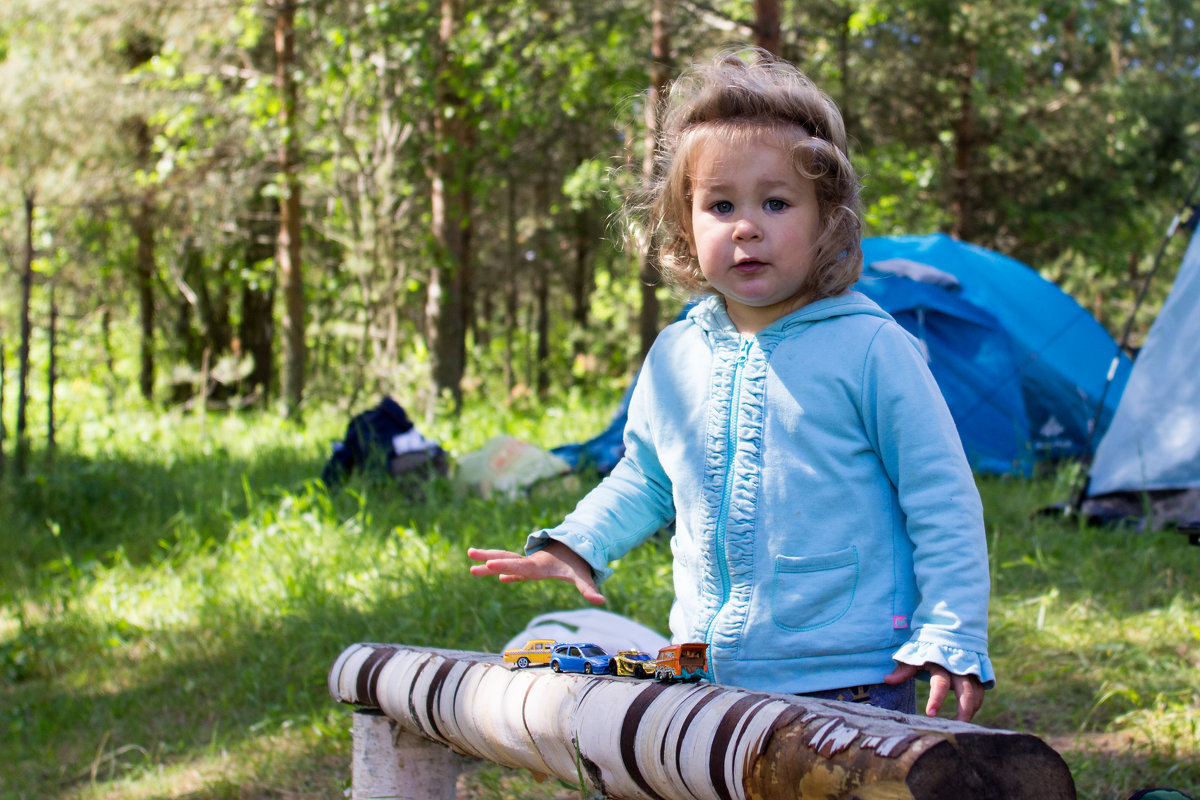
[321,397,448,489]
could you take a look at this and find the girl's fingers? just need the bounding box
[925,668,951,717]
[466,548,526,577]
[467,547,522,562]
[952,674,985,722]
[883,662,919,685]
[572,574,606,605]
[467,543,606,604]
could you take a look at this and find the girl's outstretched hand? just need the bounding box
[467,540,606,605]
[884,661,985,722]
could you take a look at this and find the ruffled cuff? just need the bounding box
[525,529,614,585]
[893,636,996,689]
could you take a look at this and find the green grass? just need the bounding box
[2,395,1198,800]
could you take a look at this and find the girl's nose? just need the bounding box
[733,216,761,241]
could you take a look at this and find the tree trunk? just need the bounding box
[15,189,34,476]
[754,0,781,56]
[101,306,116,411]
[132,155,157,403]
[638,0,671,362]
[568,139,593,368]
[194,246,232,362]
[504,177,519,395]
[950,46,978,242]
[535,260,550,397]
[571,208,592,365]
[330,644,1078,800]
[46,281,56,463]
[240,280,275,405]
[836,8,853,132]
[243,198,279,404]
[275,0,305,418]
[426,0,471,415]
[121,36,159,405]
[1,328,7,477]
[533,175,551,397]
[170,242,206,404]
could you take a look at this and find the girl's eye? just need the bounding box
[711,200,733,214]
[765,198,788,212]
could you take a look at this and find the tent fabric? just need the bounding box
[552,305,691,475]
[1087,229,1200,495]
[555,234,1131,478]
[855,261,1030,475]
[551,374,636,475]
[859,234,1132,474]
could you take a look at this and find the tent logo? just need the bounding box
[1035,415,1075,453]
[1039,416,1066,439]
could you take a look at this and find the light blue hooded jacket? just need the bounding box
[528,292,994,694]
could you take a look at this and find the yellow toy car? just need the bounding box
[611,649,656,678]
[502,638,557,669]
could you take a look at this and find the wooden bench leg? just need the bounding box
[352,708,469,800]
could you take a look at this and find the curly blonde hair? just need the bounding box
[641,48,862,300]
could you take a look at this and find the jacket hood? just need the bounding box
[687,291,893,338]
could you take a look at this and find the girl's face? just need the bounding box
[688,133,821,334]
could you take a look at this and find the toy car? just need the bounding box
[611,649,656,678]
[502,638,556,669]
[653,642,710,682]
[549,643,612,675]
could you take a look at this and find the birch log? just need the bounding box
[329,643,1075,800]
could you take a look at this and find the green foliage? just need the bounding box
[3,0,1198,417]
[832,0,1200,322]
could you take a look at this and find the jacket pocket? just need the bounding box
[771,547,858,632]
[670,535,701,625]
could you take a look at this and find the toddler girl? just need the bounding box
[469,48,993,721]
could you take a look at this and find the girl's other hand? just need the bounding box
[884,661,985,722]
[467,540,606,605]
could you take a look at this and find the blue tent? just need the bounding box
[552,378,636,475]
[853,257,1029,474]
[858,234,1133,475]
[556,233,1132,477]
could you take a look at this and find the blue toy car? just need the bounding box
[549,643,612,675]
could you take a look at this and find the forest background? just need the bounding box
[1,0,1199,440]
[2,1,1200,799]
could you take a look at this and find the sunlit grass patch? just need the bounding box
[51,715,348,800]
[4,403,1200,800]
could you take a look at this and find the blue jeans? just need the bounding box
[799,678,917,714]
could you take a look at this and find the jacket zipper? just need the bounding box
[703,337,752,675]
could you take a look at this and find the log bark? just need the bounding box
[352,708,469,800]
[329,643,1075,800]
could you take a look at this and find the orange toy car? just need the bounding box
[653,642,710,682]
